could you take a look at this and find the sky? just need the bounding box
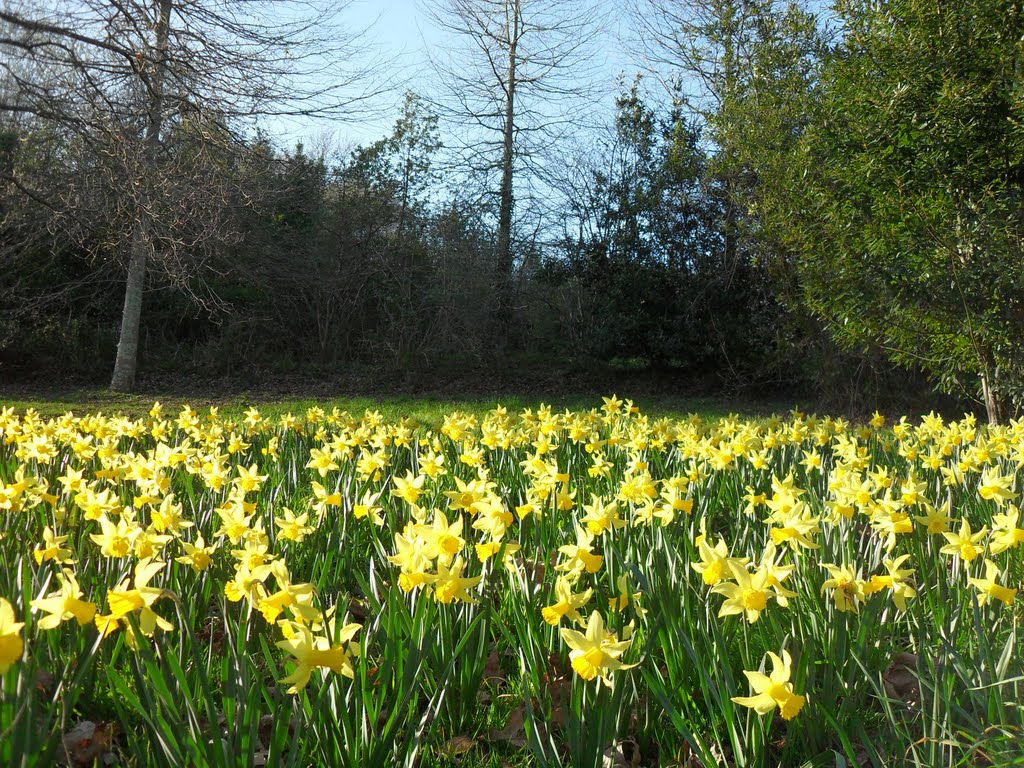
[265,0,637,154]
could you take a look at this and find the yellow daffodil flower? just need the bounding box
[940,517,988,562]
[542,575,592,626]
[732,649,806,720]
[31,569,97,630]
[711,564,776,623]
[175,535,215,572]
[431,556,482,604]
[559,611,635,687]
[0,598,24,673]
[820,563,866,613]
[990,507,1024,554]
[864,555,917,611]
[276,620,361,694]
[34,526,75,565]
[968,559,1017,606]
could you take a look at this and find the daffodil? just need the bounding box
[233,463,268,494]
[732,649,806,720]
[559,611,635,687]
[915,501,953,535]
[444,476,487,513]
[542,575,592,626]
[608,573,646,616]
[864,555,917,611]
[869,502,915,551]
[580,496,626,535]
[305,447,339,477]
[89,513,140,559]
[34,526,75,565]
[693,535,748,586]
[259,561,317,624]
[968,559,1017,606]
[711,564,776,623]
[756,542,798,606]
[225,562,273,606]
[0,598,24,673]
[101,558,174,643]
[388,526,438,592]
[149,494,192,534]
[352,490,384,526]
[31,569,97,630]
[276,620,361,694]
[418,511,466,565]
[990,507,1024,554]
[419,449,446,479]
[978,468,1017,505]
[769,505,821,551]
[940,517,988,562]
[431,556,482,604]
[820,563,866,613]
[391,471,425,505]
[214,502,254,544]
[275,507,315,542]
[555,525,604,578]
[474,539,520,569]
[175,535,215,572]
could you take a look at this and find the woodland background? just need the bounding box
[0,0,1021,420]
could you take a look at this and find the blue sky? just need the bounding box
[266,0,635,152]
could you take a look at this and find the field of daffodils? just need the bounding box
[0,399,1020,766]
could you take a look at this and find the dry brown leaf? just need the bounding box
[549,695,567,729]
[487,704,527,747]
[257,712,297,747]
[542,652,572,729]
[883,652,920,707]
[34,669,56,697]
[602,739,642,768]
[853,743,872,768]
[663,739,704,767]
[483,649,506,685]
[60,720,117,766]
[443,734,478,757]
[347,597,370,623]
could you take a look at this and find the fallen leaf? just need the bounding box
[443,734,477,757]
[60,720,117,766]
[487,704,526,748]
[543,653,571,728]
[853,743,872,768]
[603,740,642,768]
[483,649,506,685]
[34,669,56,696]
[257,712,296,747]
[883,652,920,707]
[347,597,369,623]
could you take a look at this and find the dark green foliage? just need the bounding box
[543,82,788,388]
[751,0,1024,420]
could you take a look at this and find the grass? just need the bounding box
[0,386,800,423]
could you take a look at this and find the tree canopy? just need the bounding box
[774,0,1024,421]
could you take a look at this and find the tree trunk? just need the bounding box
[981,365,1003,426]
[495,0,519,301]
[111,0,171,392]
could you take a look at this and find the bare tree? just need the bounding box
[0,0,389,390]
[420,0,603,316]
